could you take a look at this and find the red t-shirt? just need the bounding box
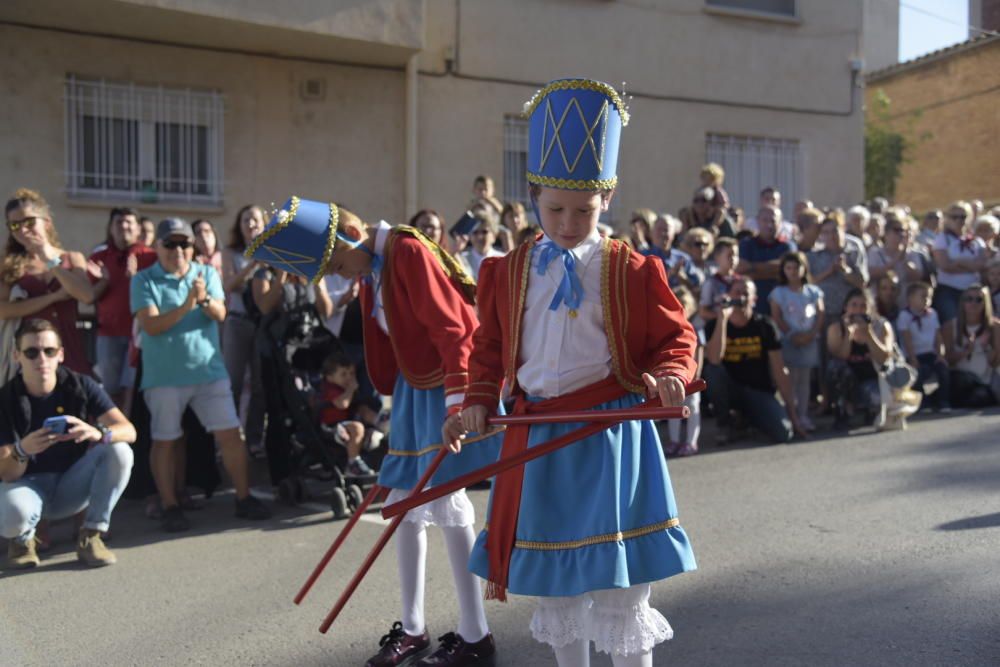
[318,381,352,425]
[90,244,157,337]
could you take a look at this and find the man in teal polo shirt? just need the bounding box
[131,218,269,532]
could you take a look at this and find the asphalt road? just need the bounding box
[2,409,999,667]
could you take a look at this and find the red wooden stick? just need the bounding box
[488,404,690,426]
[318,447,450,633]
[294,484,387,605]
[381,382,705,522]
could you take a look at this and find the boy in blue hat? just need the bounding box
[445,79,699,667]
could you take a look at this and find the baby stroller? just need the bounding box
[257,304,383,519]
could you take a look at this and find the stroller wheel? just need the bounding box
[278,478,303,506]
[346,484,365,512]
[330,487,349,520]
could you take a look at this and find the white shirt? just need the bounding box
[322,273,354,336]
[516,231,612,398]
[896,308,940,356]
[457,246,503,282]
[933,232,986,291]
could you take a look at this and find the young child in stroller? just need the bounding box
[314,350,382,477]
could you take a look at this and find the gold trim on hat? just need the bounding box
[313,202,339,285]
[526,172,618,191]
[522,79,630,126]
[244,196,301,260]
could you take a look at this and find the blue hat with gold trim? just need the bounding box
[523,78,629,191]
[245,196,351,284]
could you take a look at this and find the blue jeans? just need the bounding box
[704,363,793,443]
[0,442,133,543]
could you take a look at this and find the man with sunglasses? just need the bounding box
[131,218,269,532]
[0,319,136,568]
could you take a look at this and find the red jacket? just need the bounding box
[360,227,478,401]
[463,236,698,409]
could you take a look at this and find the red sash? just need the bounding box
[485,375,629,601]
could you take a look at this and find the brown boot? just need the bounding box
[77,529,117,567]
[7,537,40,569]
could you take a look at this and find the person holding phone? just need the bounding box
[0,319,136,569]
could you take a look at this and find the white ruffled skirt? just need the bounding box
[383,487,474,529]
[530,583,673,656]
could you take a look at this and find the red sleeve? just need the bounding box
[136,248,158,270]
[641,255,698,384]
[463,257,504,411]
[393,237,477,400]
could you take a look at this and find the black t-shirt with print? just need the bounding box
[705,313,782,393]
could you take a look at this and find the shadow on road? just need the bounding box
[936,511,1000,531]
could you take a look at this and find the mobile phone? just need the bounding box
[42,416,69,435]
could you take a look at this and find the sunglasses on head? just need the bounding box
[21,346,60,360]
[7,216,44,232]
[163,239,192,250]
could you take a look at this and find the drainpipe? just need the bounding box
[405,54,418,218]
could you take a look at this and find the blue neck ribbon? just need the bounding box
[537,241,583,315]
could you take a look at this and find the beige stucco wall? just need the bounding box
[0,0,867,252]
[0,22,405,253]
[866,40,1000,212]
[418,0,865,224]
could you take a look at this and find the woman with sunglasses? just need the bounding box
[932,201,988,324]
[942,284,1000,408]
[1,189,95,375]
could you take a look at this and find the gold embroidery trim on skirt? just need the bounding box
[484,517,681,551]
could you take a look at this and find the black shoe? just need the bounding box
[235,494,271,520]
[161,505,190,533]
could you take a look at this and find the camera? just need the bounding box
[851,313,872,324]
[718,296,747,308]
[42,416,69,434]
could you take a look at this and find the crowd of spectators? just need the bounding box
[1,168,999,567]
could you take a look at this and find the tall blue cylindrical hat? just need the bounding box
[523,79,629,191]
[245,197,340,284]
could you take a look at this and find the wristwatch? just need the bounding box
[99,425,113,445]
[198,297,212,308]
[11,440,28,464]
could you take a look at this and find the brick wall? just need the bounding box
[865,40,1000,212]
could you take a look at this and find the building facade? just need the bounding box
[1,0,868,252]
[865,34,1000,212]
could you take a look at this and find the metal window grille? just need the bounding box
[64,75,224,205]
[705,133,801,220]
[503,114,530,209]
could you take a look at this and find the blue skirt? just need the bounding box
[378,376,503,491]
[468,392,696,597]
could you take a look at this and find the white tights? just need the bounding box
[395,519,489,642]
[667,391,702,446]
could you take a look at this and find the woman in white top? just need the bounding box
[932,201,988,323]
[221,205,266,454]
[456,209,503,282]
[943,284,1000,407]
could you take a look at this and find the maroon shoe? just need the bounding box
[364,622,431,667]
[414,632,496,666]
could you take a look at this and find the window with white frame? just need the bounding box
[64,75,224,205]
[503,114,531,210]
[705,133,801,220]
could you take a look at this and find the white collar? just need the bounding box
[372,220,392,259]
[537,229,602,266]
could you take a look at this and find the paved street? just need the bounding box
[2,409,999,667]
